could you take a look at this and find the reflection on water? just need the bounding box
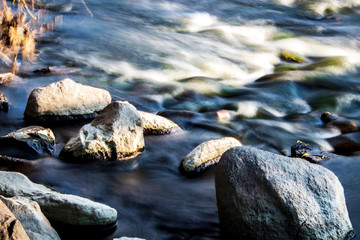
[1,0,360,239]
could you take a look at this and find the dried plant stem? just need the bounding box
[81,0,93,17]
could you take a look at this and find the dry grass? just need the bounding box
[0,0,36,75]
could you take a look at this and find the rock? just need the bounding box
[327,132,360,154]
[215,146,354,240]
[24,78,111,122]
[60,101,144,161]
[0,196,60,240]
[0,126,55,159]
[0,155,33,171]
[139,111,181,135]
[180,137,241,175]
[0,73,14,84]
[290,140,330,163]
[0,197,30,240]
[321,112,358,134]
[0,93,9,112]
[279,50,306,63]
[0,171,118,227]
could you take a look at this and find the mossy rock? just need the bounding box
[271,32,297,41]
[274,64,298,73]
[300,56,345,71]
[280,50,306,63]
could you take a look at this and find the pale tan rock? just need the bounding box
[0,196,60,240]
[0,198,30,240]
[24,78,111,120]
[60,101,144,161]
[139,111,181,135]
[181,137,241,174]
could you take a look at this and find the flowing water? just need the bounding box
[1,0,360,239]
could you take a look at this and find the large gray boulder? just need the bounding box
[60,101,144,161]
[0,171,117,227]
[0,197,30,240]
[0,196,60,240]
[0,126,55,159]
[24,78,111,121]
[215,146,354,240]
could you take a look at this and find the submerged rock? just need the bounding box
[180,137,241,175]
[216,146,354,240]
[327,132,360,154]
[24,78,111,122]
[0,92,9,112]
[291,140,330,163]
[0,196,60,240]
[0,197,30,240]
[139,111,181,135]
[60,101,144,161]
[0,171,117,226]
[0,126,55,159]
[321,112,358,134]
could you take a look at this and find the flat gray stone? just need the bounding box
[0,171,117,227]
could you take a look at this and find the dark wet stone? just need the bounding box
[321,112,358,134]
[0,93,9,112]
[327,133,360,154]
[0,126,55,159]
[291,140,330,163]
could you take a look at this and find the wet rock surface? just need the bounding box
[180,137,241,175]
[291,140,331,163]
[216,146,354,240]
[60,101,144,162]
[327,132,360,154]
[139,110,181,135]
[24,78,111,122]
[0,171,118,227]
[0,126,55,159]
[0,197,30,240]
[0,92,9,112]
[0,196,60,240]
[321,112,358,134]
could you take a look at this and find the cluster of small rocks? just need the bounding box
[1,78,357,240]
[0,78,182,239]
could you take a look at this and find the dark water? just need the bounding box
[1,0,360,239]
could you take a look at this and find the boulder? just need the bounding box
[321,112,358,134]
[60,101,144,161]
[327,132,360,154]
[0,126,55,159]
[24,78,111,122]
[0,197,30,240]
[139,111,181,135]
[215,146,354,240]
[0,171,117,227]
[180,137,241,175]
[0,196,60,240]
[0,92,9,112]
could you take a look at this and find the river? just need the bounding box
[1,0,360,239]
